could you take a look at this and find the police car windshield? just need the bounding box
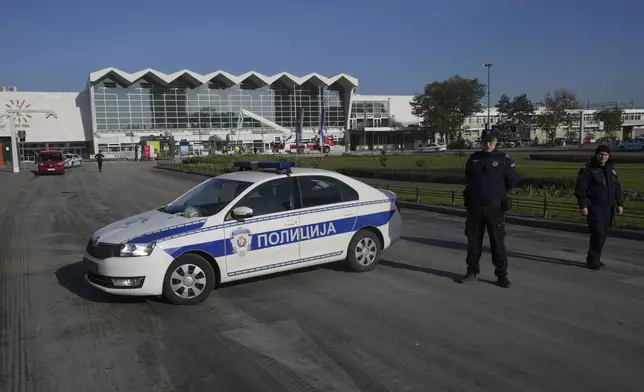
[162,178,252,217]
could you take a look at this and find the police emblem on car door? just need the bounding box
[230,227,252,257]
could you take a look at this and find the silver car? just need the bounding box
[616,138,644,152]
[64,153,84,168]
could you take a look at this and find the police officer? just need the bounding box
[461,129,518,288]
[94,150,105,172]
[574,144,624,270]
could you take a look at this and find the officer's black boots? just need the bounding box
[497,276,511,288]
[460,271,478,283]
[587,261,605,270]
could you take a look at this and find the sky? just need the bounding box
[1,0,643,106]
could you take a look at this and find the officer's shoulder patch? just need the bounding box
[612,169,618,175]
[504,152,511,159]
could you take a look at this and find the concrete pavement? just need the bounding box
[1,162,644,392]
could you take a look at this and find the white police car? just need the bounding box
[83,160,403,305]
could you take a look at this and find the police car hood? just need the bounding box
[92,209,205,245]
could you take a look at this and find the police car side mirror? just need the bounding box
[231,206,253,220]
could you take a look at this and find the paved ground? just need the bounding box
[1,162,644,392]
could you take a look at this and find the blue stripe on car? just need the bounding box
[162,209,395,260]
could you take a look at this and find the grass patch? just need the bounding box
[179,153,644,191]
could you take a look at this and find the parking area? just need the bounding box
[1,162,644,392]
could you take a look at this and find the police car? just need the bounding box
[83,161,403,305]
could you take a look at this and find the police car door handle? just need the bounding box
[284,220,297,226]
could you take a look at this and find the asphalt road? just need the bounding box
[1,162,644,392]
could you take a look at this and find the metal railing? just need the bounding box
[376,183,644,229]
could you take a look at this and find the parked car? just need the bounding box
[37,150,65,175]
[617,138,644,152]
[64,153,84,168]
[418,143,447,153]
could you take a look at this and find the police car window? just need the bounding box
[232,178,292,217]
[162,178,252,217]
[298,176,357,208]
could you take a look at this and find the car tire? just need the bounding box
[162,253,216,305]
[619,146,626,152]
[323,146,331,153]
[344,229,382,272]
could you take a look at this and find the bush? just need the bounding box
[528,153,644,163]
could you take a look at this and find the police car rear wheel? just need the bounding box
[346,230,381,272]
[162,254,215,305]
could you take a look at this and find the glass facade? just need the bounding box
[349,100,390,128]
[92,75,348,133]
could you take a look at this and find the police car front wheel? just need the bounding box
[162,254,216,305]
[345,229,382,272]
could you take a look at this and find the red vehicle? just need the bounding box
[286,137,336,153]
[37,150,65,175]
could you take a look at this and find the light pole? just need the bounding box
[483,63,492,129]
[5,109,57,173]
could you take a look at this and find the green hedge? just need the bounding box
[335,168,576,189]
[528,153,644,163]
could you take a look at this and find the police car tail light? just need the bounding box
[119,243,156,257]
[233,160,295,170]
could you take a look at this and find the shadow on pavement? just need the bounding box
[55,261,151,304]
[379,259,464,283]
[402,236,588,269]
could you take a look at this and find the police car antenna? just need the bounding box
[233,160,295,175]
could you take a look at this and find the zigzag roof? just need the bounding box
[89,67,358,88]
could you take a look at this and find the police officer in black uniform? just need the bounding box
[461,129,518,288]
[574,144,624,270]
[94,150,105,172]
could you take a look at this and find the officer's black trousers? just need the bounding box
[465,202,508,277]
[586,206,612,266]
[97,161,103,172]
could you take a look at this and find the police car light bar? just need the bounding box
[233,161,296,170]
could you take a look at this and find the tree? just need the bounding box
[593,108,623,138]
[535,89,579,142]
[496,94,536,128]
[410,75,486,143]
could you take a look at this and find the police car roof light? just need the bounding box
[233,160,296,171]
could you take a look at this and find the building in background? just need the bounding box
[87,68,357,158]
[0,90,92,164]
[2,70,644,161]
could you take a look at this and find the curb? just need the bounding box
[397,201,644,242]
[153,166,644,242]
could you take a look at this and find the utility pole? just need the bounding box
[483,63,492,129]
[5,109,57,173]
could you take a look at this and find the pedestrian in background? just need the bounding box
[574,144,624,270]
[94,150,105,172]
[461,128,518,288]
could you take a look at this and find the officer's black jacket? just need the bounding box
[574,159,624,209]
[94,153,104,161]
[464,149,518,205]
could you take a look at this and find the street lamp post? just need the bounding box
[5,109,57,173]
[483,63,492,128]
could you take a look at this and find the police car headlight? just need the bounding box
[119,243,155,257]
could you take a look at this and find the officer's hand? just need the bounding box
[581,208,588,216]
[618,206,624,215]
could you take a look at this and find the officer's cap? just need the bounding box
[481,128,498,142]
[595,144,611,155]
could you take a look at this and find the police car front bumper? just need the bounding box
[82,248,172,296]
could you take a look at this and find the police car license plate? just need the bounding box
[47,168,55,171]
[83,258,99,275]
